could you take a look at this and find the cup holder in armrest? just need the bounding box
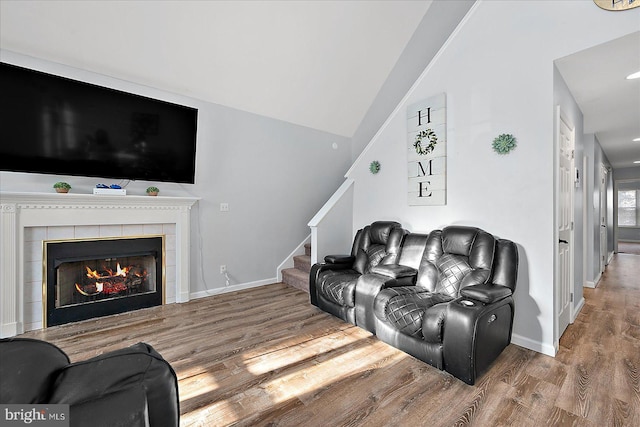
[459,299,475,307]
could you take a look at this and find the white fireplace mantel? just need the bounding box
[0,191,199,337]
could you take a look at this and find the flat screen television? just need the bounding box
[0,62,198,184]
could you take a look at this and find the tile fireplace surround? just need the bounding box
[0,191,198,337]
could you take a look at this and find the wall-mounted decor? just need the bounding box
[369,160,381,175]
[492,133,517,155]
[593,0,639,11]
[407,93,446,205]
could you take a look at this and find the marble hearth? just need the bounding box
[0,192,198,337]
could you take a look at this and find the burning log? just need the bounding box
[75,263,147,296]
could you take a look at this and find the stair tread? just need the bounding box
[282,267,310,293]
[293,254,311,273]
[282,267,309,279]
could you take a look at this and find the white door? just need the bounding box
[600,165,608,274]
[556,107,574,341]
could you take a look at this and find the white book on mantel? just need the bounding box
[92,188,127,196]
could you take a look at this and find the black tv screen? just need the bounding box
[0,62,198,184]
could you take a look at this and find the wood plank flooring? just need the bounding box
[19,253,640,426]
[618,241,640,256]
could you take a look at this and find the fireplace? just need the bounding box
[44,236,164,327]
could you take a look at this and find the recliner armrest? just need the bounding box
[324,254,355,264]
[369,264,417,279]
[442,296,514,384]
[69,384,149,427]
[50,342,179,427]
[460,284,512,304]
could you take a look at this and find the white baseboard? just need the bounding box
[572,297,585,322]
[190,277,278,300]
[585,271,602,289]
[511,333,556,357]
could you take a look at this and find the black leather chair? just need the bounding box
[0,338,179,427]
[353,232,430,333]
[373,226,518,384]
[309,221,406,326]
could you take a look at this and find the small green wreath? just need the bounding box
[369,160,381,174]
[492,134,517,154]
[413,129,438,155]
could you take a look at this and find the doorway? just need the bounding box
[599,165,609,275]
[556,106,574,343]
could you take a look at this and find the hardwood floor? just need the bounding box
[19,254,640,426]
[618,241,640,256]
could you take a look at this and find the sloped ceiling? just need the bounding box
[0,0,432,137]
[555,31,640,170]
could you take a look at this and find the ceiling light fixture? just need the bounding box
[635,161,640,164]
[626,71,640,80]
[634,138,640,142]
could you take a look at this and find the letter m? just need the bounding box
[417,159,434,177]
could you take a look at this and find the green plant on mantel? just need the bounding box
[146,186,160,196]
[53,182,71,193]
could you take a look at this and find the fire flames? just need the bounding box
[75,263,147,296]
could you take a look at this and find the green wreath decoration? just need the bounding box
[492,133,517,154]
[369,160,381,174]
[413,129,438,155]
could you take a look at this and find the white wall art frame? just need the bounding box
[407,93,446,206]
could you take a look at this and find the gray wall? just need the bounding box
[346,1,638,356]
[350,0,475,161]
[0,51,352,294]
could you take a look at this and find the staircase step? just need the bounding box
[293,254,311,273]
[304,243,311,256]
[282,267,309,293]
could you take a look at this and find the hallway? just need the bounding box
[556,252,640,425]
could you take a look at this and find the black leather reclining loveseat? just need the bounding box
[310,222,518,385]
[0,338,179,427]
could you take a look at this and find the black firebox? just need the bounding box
[44,236,164,327]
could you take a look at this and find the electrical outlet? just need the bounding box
[220,203,229,212]
[220,265,227,274]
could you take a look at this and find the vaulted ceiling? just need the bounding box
[0,0,432,138]
[2,1,638,170]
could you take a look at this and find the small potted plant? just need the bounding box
[53,182,71,193]
[146,186,160,196]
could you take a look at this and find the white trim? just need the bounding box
[594,271,602,286]
[0,191,198,337]
[554,106,575,350]
[308,179,354,227]
[276,235,310,281]
[308,179,354,265]
[585,270,602,289]
[345,1,480,178]
[511,333,556,357]
[571,297,585,323]
[190,278,276,300]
